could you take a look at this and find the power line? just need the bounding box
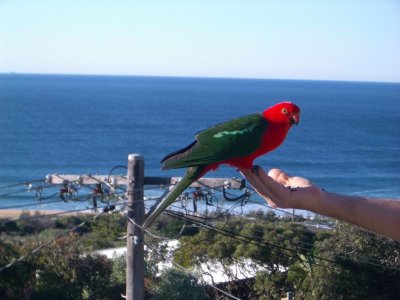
[0,179,46,191]
[2,178,397,253]
[1,175,398,295]
[1,173,398,271]
[164,209,400,292]
[0,205,115,273]
[146,242,241,300]
[165,209,400,273]
[2,191,395,276]
[0,202,120,225]
[124,210,241,300]
[0,197,62,210]
[186,205,400,271]
[144,200,400,293]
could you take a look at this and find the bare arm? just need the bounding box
[240,167,400,241]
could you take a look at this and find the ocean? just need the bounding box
[0,74,399,212]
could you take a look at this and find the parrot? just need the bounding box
[142,101,300,229]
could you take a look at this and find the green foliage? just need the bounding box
[174,225,227,267]
[0,239,36,300]
[111,255,126,284]
[1,210,400,299]
[173,214,400,299]
[38,228,66,240]
[75,254,114,299]
[174,217,313,298]
[246,209,278,222]
[304,223,400,300]
[17,211,55,235]
[63,215,88,226]
[0,212,128,300]
[287,262,310,292]
[151,214,200,238]
[31,237,85,299]
[0,220,19,233]
[152,268,205,300]
[30,236,117,300]
[79,213,126,251]
[253,271,289,300]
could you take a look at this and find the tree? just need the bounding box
[152,268,205,300]
[31,236,115,300]
[234,221,313,298]
[0,240,36,300]
[75,254,113,300]
[305,224,400,300]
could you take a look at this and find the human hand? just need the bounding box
[240,167,324,209]
[242,166,400,241]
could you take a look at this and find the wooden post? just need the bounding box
[126,154,145,300]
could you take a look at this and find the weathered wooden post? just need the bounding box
[126,154,145,300]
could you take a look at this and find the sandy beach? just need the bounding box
[0,209,92,219]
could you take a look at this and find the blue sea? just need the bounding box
[0,74,399,213]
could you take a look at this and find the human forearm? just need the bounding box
[241,166,400,241]
[304,191,400,241]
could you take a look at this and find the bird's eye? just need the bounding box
[282,108,288,114]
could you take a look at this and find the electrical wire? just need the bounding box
[1,174,399,270]
[0,205,115,273]
[0,179,46,191]
[0,197,62,210]
[125,211,241,300]
[165,209,400,291]
[146,242,241,300]
[165,209,400,273]
[175,204,400,270]
[0,202,121,225]
[143,200,400,291]
[1,173,398,293]
[0,175,394,254]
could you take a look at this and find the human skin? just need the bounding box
[241,167,400,241]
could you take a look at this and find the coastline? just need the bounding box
[0,209,94,219]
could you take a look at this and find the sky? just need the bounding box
[0,0,399,82]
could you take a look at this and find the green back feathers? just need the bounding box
[162,113,268,170]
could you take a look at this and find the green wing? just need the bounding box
[162,113,268,169]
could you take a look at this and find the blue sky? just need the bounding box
[0,1,399,82]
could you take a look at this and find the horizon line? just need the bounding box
[1,71,400,85]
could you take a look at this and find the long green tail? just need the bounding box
[142,166,205,230]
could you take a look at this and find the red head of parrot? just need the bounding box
[263,101,300,126]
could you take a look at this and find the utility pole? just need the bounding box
[126,154,145,300]
[46,165,246,300]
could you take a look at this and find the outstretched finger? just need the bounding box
[240,167,272,198]
[267,168,291,186]
[240,167,285,208]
